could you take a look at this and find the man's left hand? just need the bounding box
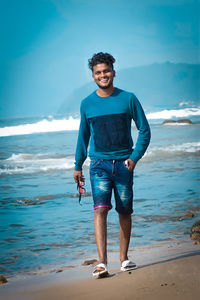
[125,159,136,171]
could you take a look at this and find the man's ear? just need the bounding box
[113,70,116,77]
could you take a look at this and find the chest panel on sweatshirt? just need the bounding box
[89,113,130,152]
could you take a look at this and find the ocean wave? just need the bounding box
[0,107,200,137]
[146,107,200,120]
[162,123,191,126]
[0,117,80,137]
[0,153,83,176]
[1,142,199,176]
[144,142,200,159]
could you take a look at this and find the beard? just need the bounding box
[96,79,113,90]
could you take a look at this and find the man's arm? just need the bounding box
[129,95,151,164]
[73,102,90,182]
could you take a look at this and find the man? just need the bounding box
[73,52,151,278]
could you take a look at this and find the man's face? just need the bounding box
[92,63,115,90]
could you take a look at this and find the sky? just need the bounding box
[0,0,199,118]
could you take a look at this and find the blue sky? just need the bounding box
[0,0,199,118]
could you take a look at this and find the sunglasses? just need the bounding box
[77,180,85,205]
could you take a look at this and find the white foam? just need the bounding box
[0,117,80,137]
[163,122,190,126]
[0,153,90,175]
[146,107,200,120]
[145,142,200,159]
[1,143,199,176]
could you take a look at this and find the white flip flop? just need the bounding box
[121,260,137,272]
[92,263,109,278]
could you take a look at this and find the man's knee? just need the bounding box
[94,207,110,216]
[118,212,132,220]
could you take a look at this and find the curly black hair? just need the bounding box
[88,52,115,71]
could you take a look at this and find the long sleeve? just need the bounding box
[74,102,90,170]
[129,95,151,163]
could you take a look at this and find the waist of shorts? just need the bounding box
[90,158,128,162]
[89,149,133,161]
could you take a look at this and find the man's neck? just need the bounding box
[96,86,115,97]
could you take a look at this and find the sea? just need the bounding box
[0,105,200,279]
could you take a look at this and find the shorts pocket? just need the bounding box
[90,159,102,169]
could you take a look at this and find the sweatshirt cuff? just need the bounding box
[129,152,140,164]
[74,164,82,171]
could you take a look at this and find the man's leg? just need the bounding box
[118,213,132,263]
[94,207,110,264]
[90,160,112,276]
[113,160,134,263]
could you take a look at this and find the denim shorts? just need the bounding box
[90,159,134,214]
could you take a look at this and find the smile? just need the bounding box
[99,78,109,83]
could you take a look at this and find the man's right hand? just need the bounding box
[73,170,84,183]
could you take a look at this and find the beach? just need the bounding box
[1,238,200,300]
[0,111,200,298]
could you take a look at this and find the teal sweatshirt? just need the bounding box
[74,88,151,171]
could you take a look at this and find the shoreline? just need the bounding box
[1,237,200,299]
[2,237,199,281]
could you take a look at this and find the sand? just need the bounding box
[1,239,200,300]
[1,254,200,300]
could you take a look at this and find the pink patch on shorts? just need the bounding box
[94,205,112,210]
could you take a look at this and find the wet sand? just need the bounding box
[1,254,200,300]
[1,239,200,300]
